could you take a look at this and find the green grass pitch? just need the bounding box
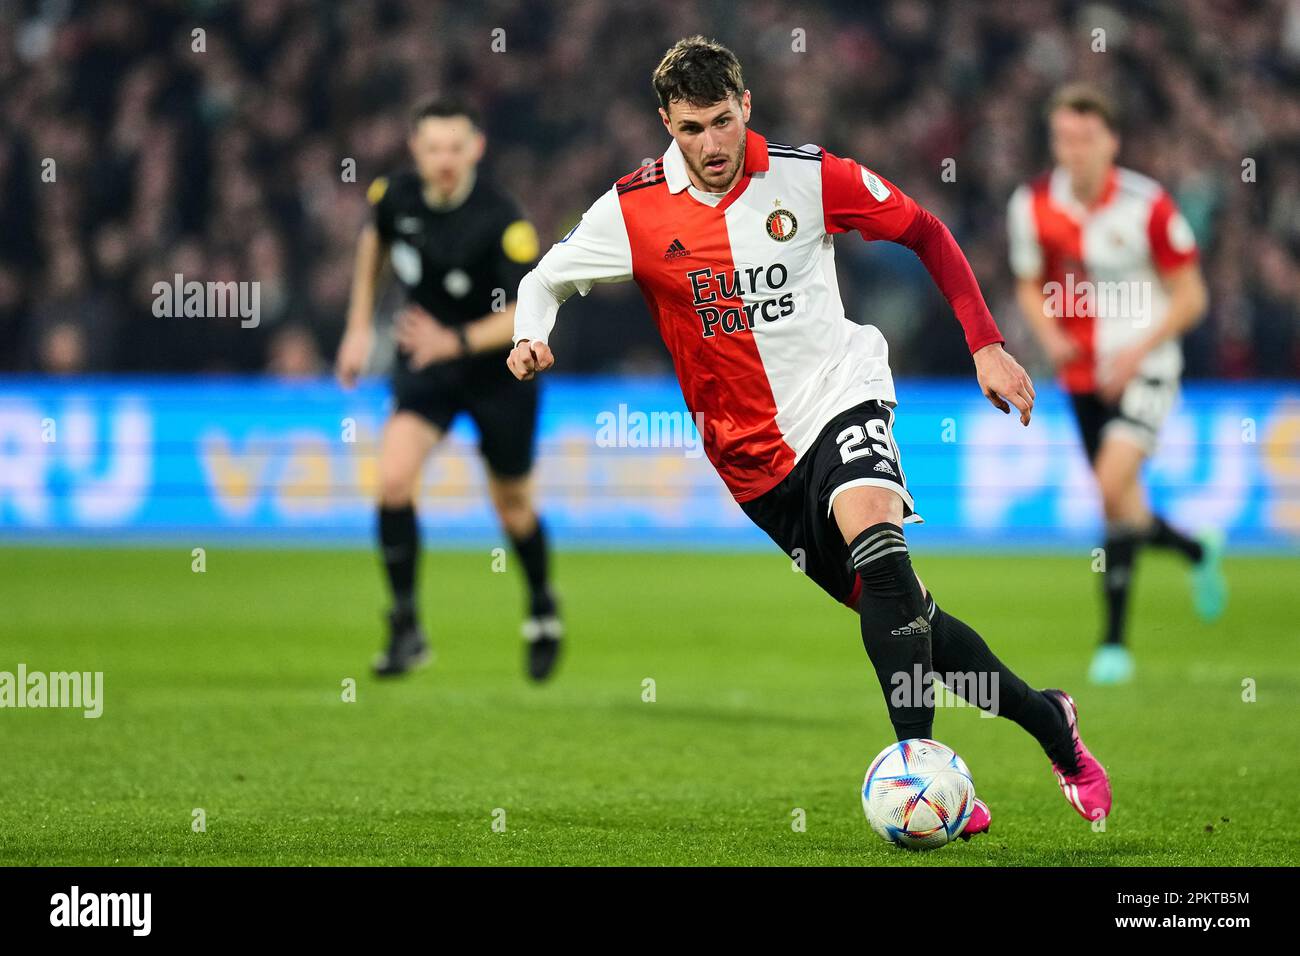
[1,544,1296,866]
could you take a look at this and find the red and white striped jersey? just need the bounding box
[1007,166,1199,393]
[515,128,1001,503]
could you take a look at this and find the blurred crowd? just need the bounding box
[0,0,1297,379]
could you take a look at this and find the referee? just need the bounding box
[335,96,561,681]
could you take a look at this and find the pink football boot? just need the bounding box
[958,798,991,840]
[1044,689,1112,822]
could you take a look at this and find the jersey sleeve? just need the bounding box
[1147,191,1199,273]
[367,176,396,243]
[820,150,920,241]
[1006,184,1044,281]
[821,149,1002,354]
[513,187,633,344]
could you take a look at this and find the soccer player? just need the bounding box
[336,96,563,681]
[1007,84,1227,686]
[508,37,1112,830]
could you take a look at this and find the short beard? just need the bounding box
[696,138,746,191]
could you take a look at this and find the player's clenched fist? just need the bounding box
[508,339,554,380]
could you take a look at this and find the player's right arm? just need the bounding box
[508,187,632,380]
[821,150,1035,424]
[1007,184,1078,369]
[336,178,393,389]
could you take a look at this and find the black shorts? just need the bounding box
[740,399,918,608]
[1070,376,1177,463]
[391,349,538,478]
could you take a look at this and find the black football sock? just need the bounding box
[1101,523,1140,646]
[1146,513,1204,564]
[378,504,419,617]
[851,523,934,742]
[922,593,1068,753]
[509,515,554,616]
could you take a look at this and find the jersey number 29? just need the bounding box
[835,420,896,465]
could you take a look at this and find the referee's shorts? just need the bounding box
[391,348,539,478]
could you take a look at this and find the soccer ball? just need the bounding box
[861,738,976,850]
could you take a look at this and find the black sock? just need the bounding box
[1147,514,1204,563]
[378,504,419,616]
[509,515,553,615]
[1101,524,1140,646]
[851,523,933,742]
[922,594,1068,752]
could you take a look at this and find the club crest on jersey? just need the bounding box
[766,208,797,242]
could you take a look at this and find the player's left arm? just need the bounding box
[396,215,539,369]
[1098,195,1207,401]
[821,151,1035,425]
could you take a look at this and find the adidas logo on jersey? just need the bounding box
[664,238,690,260]
[891,616,931,636]
[873,459,896,476]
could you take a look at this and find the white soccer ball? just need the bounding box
[861,738,976,850]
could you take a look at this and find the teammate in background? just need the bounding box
[509,37,1112,831]
[336,97,563,681]
[1007,84,1227,686]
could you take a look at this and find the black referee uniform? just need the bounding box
[366,167,561,682]
[369,170,539,476]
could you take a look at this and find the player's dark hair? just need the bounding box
[1048,83,1118,131]
[410,95,481,131]
[652,36,744,113]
